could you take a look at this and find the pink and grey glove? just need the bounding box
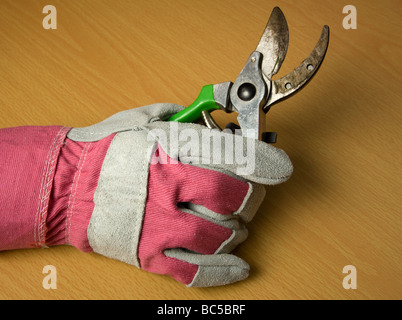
[0,104,293,287]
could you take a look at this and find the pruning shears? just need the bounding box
[169,7,329,143]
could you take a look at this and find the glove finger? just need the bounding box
[171,208,234,255]
[179,182,266,226]
[150,146,251,216]
[164,248,250,287]
[139,206,245,285]
[179,203,249,253]
[177,164,250,215]
[153,145,265,223]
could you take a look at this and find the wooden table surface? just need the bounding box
[0,0,400,300]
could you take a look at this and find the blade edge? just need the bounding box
[256,7,289,79]
[265,25,330,111]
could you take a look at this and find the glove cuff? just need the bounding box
[0,126,70,251]
[45,134,114,251]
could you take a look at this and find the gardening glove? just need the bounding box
[0,103,293,287]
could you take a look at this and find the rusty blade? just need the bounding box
[265,25,330,112]
[256,7,289,79]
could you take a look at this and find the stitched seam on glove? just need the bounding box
[34,126,71,248]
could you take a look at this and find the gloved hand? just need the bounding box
[0,103,293,287]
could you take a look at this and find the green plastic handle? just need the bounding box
[168,85,219,123]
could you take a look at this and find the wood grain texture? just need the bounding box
[0,0,400,300]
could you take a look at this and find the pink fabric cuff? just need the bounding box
[0,126,70,250]
[46,134,114,251]
[0,126,113,252]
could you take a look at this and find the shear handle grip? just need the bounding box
[168,85,219,123]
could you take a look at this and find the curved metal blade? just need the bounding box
[265,25,330,112]
[256,7,289,79]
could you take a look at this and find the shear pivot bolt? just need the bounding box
[238,83,256,101]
